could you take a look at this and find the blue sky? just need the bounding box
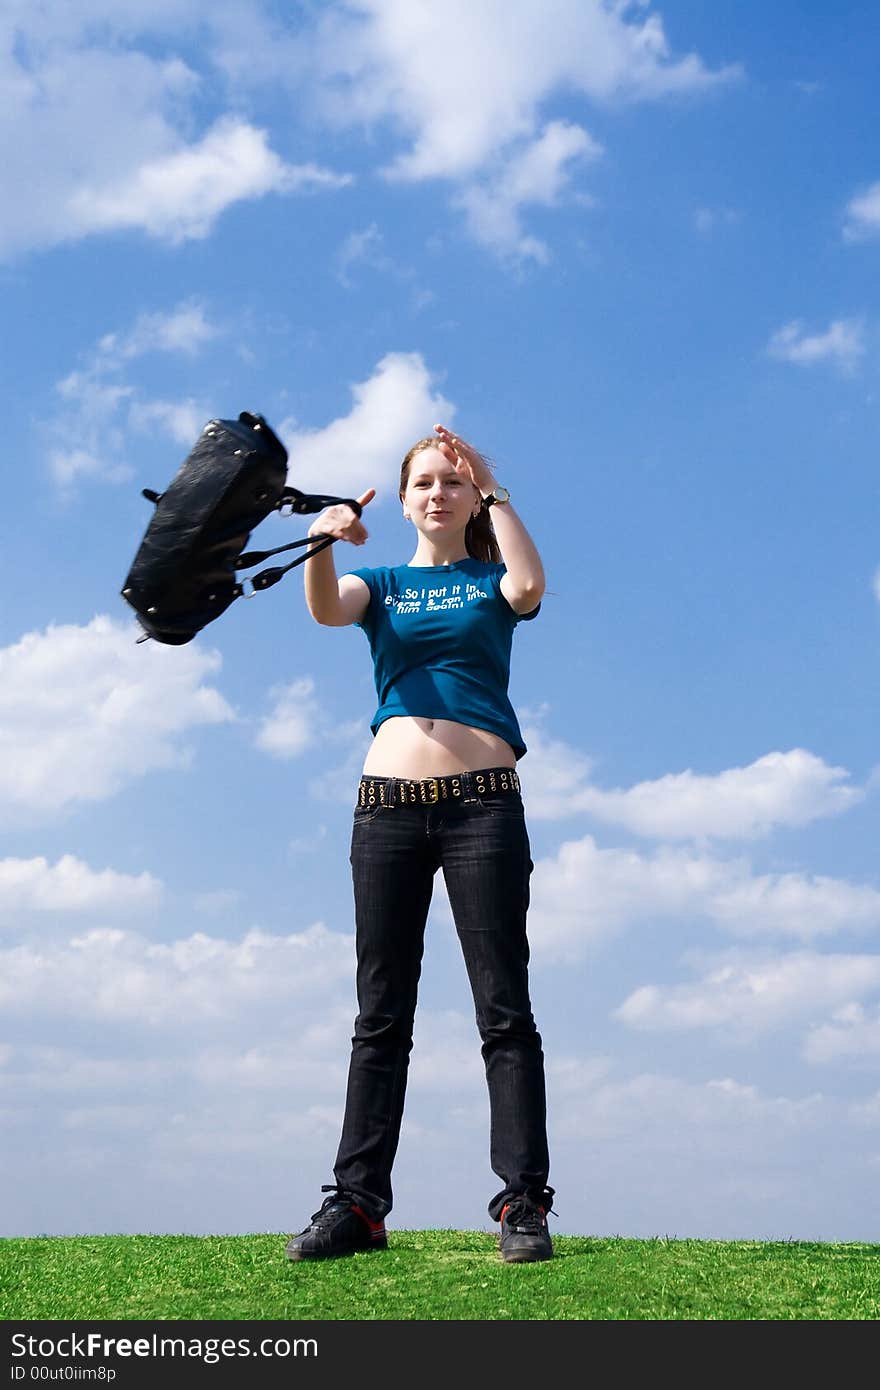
[3,0,880,1245]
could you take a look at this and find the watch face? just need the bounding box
[493,486,510,503]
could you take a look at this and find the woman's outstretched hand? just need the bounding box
[434,424,495,496]
[308,488,376,545]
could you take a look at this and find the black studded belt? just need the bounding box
[357,765,521,809]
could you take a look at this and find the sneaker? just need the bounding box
[498,1195,553,1263]
[285,1186,388,1261]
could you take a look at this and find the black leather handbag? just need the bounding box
[120,411,361,644]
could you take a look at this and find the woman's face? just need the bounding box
[402,447,479,535]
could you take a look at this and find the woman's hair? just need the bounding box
[399,437,501,564]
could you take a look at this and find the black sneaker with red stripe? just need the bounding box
[498,1194,553,1263]
[286,1186,388,1261]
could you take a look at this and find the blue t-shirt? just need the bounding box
[345,559,539,760]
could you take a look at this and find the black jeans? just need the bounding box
[333,774,551,1222]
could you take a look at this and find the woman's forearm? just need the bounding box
[302,492,374,624]
[303,540,343,624]
[486,501,545,602]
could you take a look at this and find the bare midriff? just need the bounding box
[361,716,516,779]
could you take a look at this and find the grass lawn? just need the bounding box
[3,1230,879,1320]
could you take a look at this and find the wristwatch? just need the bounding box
[484,485,510,507]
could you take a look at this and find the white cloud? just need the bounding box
[550,1060,822,1144]
[310,0,738,255]
[615,950,880,1040]
[336,224,396,287]
[47,299,221,485]
[849,1088,880,1125]
[48,376,135,486]
[128,398,207,446]
[709,873,880,939]
[804,1004,880,1063]
[522,735,862,839]
[0,856,161,917]
[99,300,219,361]
[334,223,436,306]
[316,0,738,183]
[1,3,737,262]
[527,833,880,961]
[0,616,234,825]
[0,37,196,258]
[280,351,454,498]
[517,725,595,819]
[694,205,740,234]
[529,835,728,958]
[843,181,880,242]
[0,923,353,1027]
[66,117,350,244]
[455,120,601,263]
[255,677,324,759]
[309,740,375,806]
[254,675,366,764]
[0,9,351,260]
[766,318,866,372]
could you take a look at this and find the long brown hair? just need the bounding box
[399,437,501,564]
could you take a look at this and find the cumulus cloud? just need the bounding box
[253,675,366,764]
[66,118,350,244]
[316,0,737,182]
[280,351,454,497]
[0,856,161,918]
[47,299,220,486]
[334,225,433,310]
[766,318,866,372]
[311,0,738,256]
[527,833,880,961]
[255,677,327,759]
[0,923,353,1028]
[529,835,729,958]
[128,398,207,447]
[336,224,399,287]
[98,300,219,361]
[516,723,596,819]
[48,376,135,487]
[2,3,739,264]
[804,1004,880,1063]
[550,1060,822,1144]
[849,1088,880,1125]
[0,9,351,260]
[521,734,863,839]
[615,949,880,1041]
[455,120,601,263]
[843,181,880,242]
[0,615,234,825]
[709,874,880,938]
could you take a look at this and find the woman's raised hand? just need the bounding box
[433,424,495,495]
[308,488,376,545]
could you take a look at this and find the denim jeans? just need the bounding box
[333,773,551,1222]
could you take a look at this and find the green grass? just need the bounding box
[2,1230,879,1320]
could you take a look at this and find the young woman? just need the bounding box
[286,424,554,1264]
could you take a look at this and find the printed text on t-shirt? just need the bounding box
[384,581,489,615]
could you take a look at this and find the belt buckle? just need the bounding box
[423,777,439,804]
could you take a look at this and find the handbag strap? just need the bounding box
[235,487,362,597]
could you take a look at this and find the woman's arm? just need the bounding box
[434,425,545,614]
[303,488,375,626]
